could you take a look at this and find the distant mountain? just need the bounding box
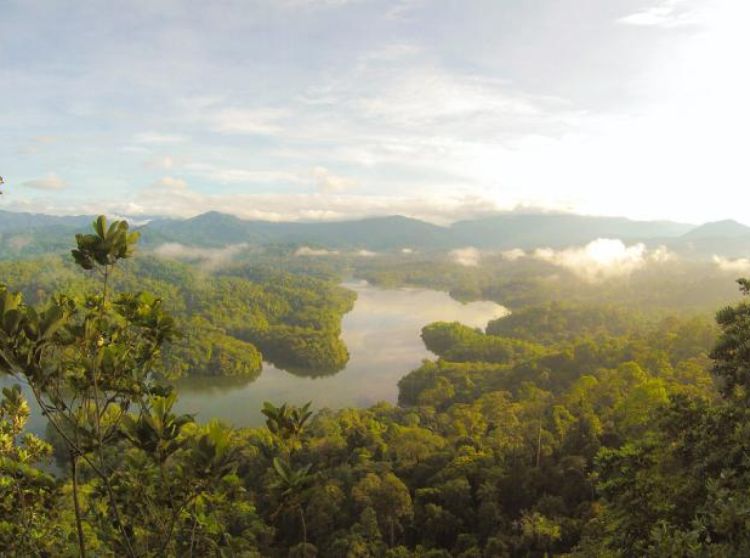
[145,212,265,246]
[145,213,451,250]
[7,208,750,259]
[681,220,750,240]
[664,220,750,258]
[144,211,699,251]
[145,212,693,250]
[0,211,97,259]
[0,209,92,233]
[449,214,695,249]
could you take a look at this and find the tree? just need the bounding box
[353,472,413,548]
[271,457,315,556]
[262,401,313,454]
[585,279,750,555]
[0,216,177,557]
[711,278,750,398]
[0,385,60,555]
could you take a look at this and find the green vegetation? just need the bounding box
[3,216,750,556]
[0,244,355,379]
[421,321,546,364]
[356,254,742,313]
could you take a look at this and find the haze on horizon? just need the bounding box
[2,0,748,225]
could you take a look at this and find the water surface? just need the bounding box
[174,281,508,426]
[1,282,508,432]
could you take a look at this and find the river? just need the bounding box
[2,281,508,432]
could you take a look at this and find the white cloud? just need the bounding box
[18,135,58,155]
[278,0,363,8]
[182,163,355,191]
[295,246,340,256]
[355,249,377,257]
[650,245,675,263]
[531,239,674,281]
[186,164,302,185]
[21,173,67,191]
[121,145,151,154]
[618,0,703,28]
[311,166,358,193]
[450,247,481,267]
[355,69,546,131]
[501,248,526,261]
[209,108,288,135]
[7,0,750,227]
[386,0,425,20]
[153,242,248,270]
[713,255,750,273]
[134,132,189,144]
[145,155,176,170]
[29,176,502,224]
[359,44,422,63]
[151,176,189,191]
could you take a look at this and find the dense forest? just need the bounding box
[2,217,750,556]
[0,249,355,379]
[354,254,742,314]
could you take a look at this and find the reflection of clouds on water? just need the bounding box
[346,286,506,330]
[175,283,507,427]
[343,284,508,360]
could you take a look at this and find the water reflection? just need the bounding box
[1,282,508,431]
[173,282,508,426]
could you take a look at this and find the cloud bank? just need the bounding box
[618,0,699,28]
[450,247,481,267]
[532,239,673,281]
[713,255,750,273]
[152,242,248,270]
[500,248,526,261]
[7,176,502,225]
[21,173,67,191]
[294,246,340,256]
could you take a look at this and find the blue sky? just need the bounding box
[1,0,748,223]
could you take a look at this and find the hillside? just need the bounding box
[145,213,452,250]
[145,211,698,251]
[10,209,750,259]
[681,219,750,240]
[0,209,93,233]
[449,213,695,249]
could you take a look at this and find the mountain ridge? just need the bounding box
[5,208,750,257]
[681,219,750,240]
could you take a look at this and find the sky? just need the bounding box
[1,0,749,224]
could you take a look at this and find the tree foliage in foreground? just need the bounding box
[0,217,267,556]
[3,216,750,556]
[578,279,750,556]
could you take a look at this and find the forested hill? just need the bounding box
[0,254,356,377]
[145,212,452,250]
[0,209,93,232]
[449,213,695,248]
[9,209,750,257]
[142,212,701,251]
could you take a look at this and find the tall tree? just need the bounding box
[0,216,177,557]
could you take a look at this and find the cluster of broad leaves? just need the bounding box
[4,217,750,556]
